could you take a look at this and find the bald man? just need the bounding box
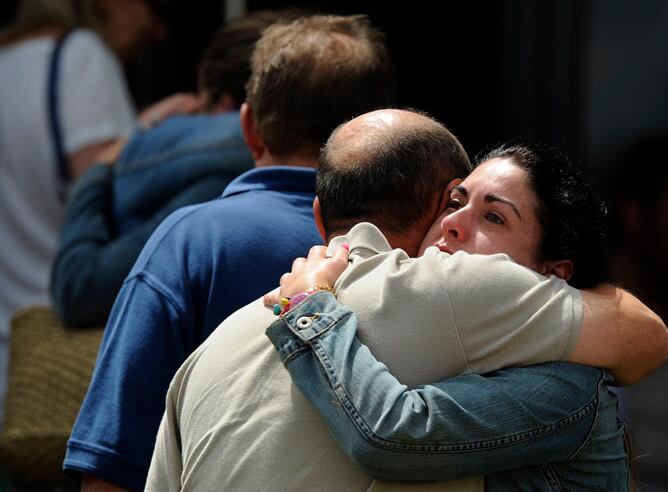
[146,109,474,490]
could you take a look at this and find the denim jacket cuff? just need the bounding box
[266,291,351,364]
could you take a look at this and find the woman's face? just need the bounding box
[419,158,545,271]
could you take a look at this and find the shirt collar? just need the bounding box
[221,166,316,198]
[328,222,393,259]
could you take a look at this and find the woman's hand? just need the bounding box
[263,244,349,308]
[137,93,203,129]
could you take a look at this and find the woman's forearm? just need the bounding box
[266,291,604,481]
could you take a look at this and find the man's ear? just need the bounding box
[541,259,573,282]
[240,103,265,160]
[435,178,463,215]
[312,197,327,242]
[446,178,462,192]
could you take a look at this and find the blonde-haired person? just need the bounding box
[0,0,162,424]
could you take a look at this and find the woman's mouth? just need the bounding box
[434,242,452,254]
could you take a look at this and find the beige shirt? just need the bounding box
[147,223,582,491]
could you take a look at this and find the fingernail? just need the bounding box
[341,243,349,251]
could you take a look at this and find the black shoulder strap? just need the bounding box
[47,29,73,201]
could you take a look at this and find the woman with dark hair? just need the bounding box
[416,142,609,288]
[264,142,666,489]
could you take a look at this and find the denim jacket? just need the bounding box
[112,112,251,234]
[51,112,252,327]
[267,292,629,491]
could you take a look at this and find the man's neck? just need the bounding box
[254,152,319,169]
[385,234,421,257]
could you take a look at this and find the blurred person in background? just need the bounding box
[49,11,291,329]
[0,0,166,425]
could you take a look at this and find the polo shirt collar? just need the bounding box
[221,166,316,199]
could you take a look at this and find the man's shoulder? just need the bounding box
[341,247,535,293]
[126,200,226,275]
[417,248,557,284]
[396,249,578,320]
[175,299,283,417]
[128,189,318,290]
[118,112,247,169]
[145,184,312,241]
[143,199,226,240]
[138,188,275,244]
[170,299,371,491]
[206,298,275,347]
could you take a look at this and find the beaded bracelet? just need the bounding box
[273,285,335,317]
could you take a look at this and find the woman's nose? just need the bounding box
[441,211,467,241]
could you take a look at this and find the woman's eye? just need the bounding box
[485,212,504,225]
[445,199,462,211]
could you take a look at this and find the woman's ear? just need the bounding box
[541,259,573,282]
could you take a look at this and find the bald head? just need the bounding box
[327,109,450,167]
[316,109,471,249]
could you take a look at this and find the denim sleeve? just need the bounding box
[50,164,228,327]
[266,291,603,481]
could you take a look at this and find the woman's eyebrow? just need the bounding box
[453,185,468,197]
[485,193,522,219]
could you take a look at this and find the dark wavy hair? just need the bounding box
[476,142,609,288]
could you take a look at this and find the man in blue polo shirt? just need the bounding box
[65,14,398,491]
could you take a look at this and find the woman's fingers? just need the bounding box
[291,257,306,273]
[269,243,352,304]
[308,245,328,259]
[331,244,350,262]
[279,272,292,286]
[263,287,281,308]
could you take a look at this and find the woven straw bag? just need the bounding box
[0,307,103,483]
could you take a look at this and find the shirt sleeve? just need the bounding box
[421,249,583,374]
[59,30,135,154]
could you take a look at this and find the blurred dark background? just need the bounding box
[3,0,667,176]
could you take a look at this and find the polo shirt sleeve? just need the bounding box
[63,263,190,491]
[421,248,583,375]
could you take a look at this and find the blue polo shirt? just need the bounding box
[64,166,321,490]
